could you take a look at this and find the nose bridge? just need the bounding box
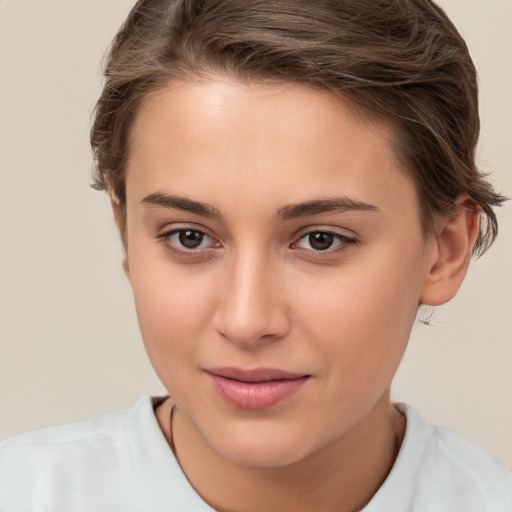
[214,244,288,346]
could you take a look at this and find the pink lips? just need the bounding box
[206,367,310,410]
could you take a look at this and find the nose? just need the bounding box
[213,250,291,348]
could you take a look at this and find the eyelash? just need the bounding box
[156,228,219,258]
[291,230,358,256]
[155,228,358,258]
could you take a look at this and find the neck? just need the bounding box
[156,392,405,512]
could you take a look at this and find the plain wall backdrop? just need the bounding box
[0,0,511,469]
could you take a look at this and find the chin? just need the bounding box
[208,424,322,469]
[221,444,307,468]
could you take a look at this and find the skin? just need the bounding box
[117,77,479,512]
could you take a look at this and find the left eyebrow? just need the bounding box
[275,197,380,220]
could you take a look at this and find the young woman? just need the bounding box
[1,1,511,510]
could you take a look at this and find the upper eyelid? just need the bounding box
[290,229,359,253]
[156,228,220,255]
[293,226,358,241]
[293,232,356,247]
[155,224,357,246]
[157,224,218,241]
[158,228,217,242]
[299,229,354,238]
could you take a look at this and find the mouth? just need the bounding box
[205,367,311,410]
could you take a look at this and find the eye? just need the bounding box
[174,229,208,249]
[293,230,356,252]
[156,228,219,253]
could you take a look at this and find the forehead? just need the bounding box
[126,78,418,219]
[130,78,390,159]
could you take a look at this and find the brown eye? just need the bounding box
[156,227,220,257]
[178,230,204,249]
[308,232,334,251]
[294,230,356,254]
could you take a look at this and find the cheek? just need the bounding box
[128,253,216,380]
[294,245,424,384]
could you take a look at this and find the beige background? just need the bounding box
[0,0,511,469]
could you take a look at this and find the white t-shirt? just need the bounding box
[0,396,510,511]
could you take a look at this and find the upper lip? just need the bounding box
[205,367,309,382]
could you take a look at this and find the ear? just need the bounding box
[420,197,480,306]
[109,193,130,280]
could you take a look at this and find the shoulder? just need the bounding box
[0,396,162,509]
[406,404,512,510]
[429,417,510,475]
[424,417,512,504]
[0,396,143,460]
[0,395,213,511]
[366,404,512,512]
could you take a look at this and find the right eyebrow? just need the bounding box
[141,192,223,220]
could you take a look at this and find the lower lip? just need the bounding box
[208,374,309,410]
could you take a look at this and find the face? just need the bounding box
[124,78,436,467]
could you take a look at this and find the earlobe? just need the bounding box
[109,192,131,281]
[110,193,122,227]
[122,257,131,279]
[420,198,480,306]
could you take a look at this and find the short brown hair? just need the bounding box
[91,0,506,253]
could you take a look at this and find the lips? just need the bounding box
[205,367,310,410]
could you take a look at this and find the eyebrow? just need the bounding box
[275,197,380,220]
[141,192,379,220]
[141,192,223,219]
